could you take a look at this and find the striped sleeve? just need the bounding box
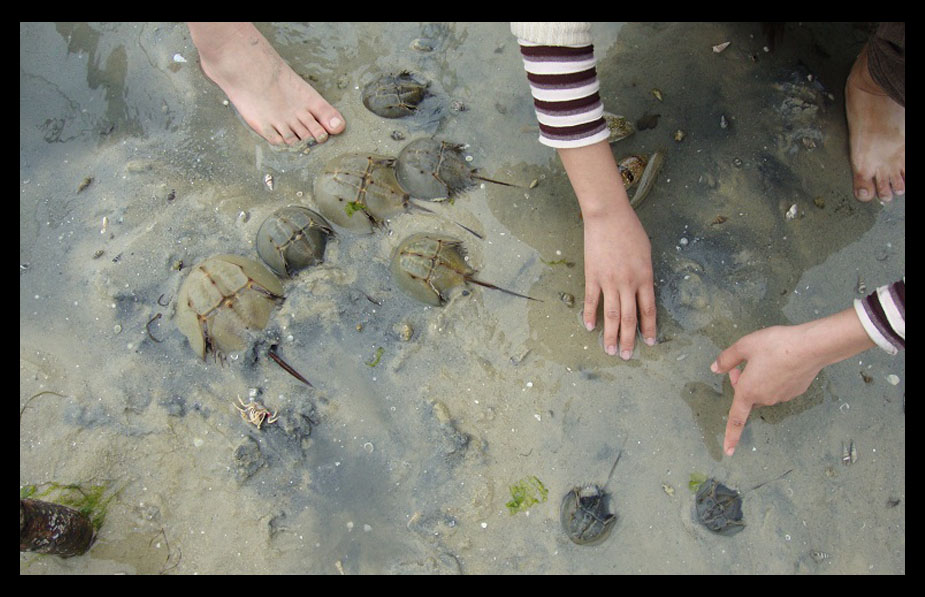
[854,279,905,355]
[518,39,610,149]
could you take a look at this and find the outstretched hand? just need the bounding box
[711,309,876,456]
[558,141,657,358]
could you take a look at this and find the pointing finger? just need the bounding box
[723,391,753,457]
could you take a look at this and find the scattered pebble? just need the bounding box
[886,374,900,385]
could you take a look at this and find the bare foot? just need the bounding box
[188,23,346,147]
[845,44,905,202]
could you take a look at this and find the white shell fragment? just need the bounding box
[172,53,187,63]
[785,204,798,220]
[264,173,274,191]
[713,42,731,53]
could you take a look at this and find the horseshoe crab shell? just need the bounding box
[362,71,430,118]
[389,233,538,306]
[395,138,519,200]
[559,484,617,546]
[256,206,333,277]
[313,153,409,233]
[176,255,284,359]
[694,478,745,535]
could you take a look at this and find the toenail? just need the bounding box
[857,189,870,199]
[329,116,342,130]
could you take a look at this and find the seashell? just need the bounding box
[673,129,686,142]
[849,440,857,464]
[409,38,435,52]
[785,204,798,220]
[264,173,274,191]
[712,42,731,54]
[651,88,663,101]
[810,550,832,563]
[628,151,665,209]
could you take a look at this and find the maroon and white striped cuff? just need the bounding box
[519,40,609,149]
[854,279,905,355]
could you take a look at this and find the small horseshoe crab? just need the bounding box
[176,255,284,360]
[362,71,431,119]
[314,153,481,237]
[618,151,664,209]
[389,233,539,306]
[395,138,521,200]
[560,443,626,546]
[693,469,792,536]
[256,206,333,277]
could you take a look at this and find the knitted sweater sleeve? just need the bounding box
[512,22,609,149]
[854,279,905,355]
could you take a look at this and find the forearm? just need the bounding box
[557,141,634,219]
[798,307,876,368]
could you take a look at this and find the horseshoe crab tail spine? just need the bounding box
[406,199,484,239]
[471,174,525,189]
[453,222,484,240]
[468,278,541,302]
[746,468,793,494]
[268,345,314,387]
[604,437,630,487]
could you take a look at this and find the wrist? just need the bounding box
[798,308,877,368]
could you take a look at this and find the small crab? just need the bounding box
[234,397,278,430]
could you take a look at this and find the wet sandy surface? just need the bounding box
[21,22,904,574]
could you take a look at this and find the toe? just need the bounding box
[297,111,329,144]
[310,102,345,136]
[287,119,314,145]
[890,171,905,196]
[853,172,876,202]
[257,122,286,146]
[875,172,894,202]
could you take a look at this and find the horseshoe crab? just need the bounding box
[395,138,520,200]
[314,153,482,237]
[618,151,665,209]
[313,153,408,233]
[176,255,284,360]
[560,444,625,546]
[389,233,539,306]
[693,469,792,536]
[694,479,745,536]
[362,71,430,118]
[256,206,333,277]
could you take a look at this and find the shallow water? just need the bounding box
[21,22,904,574]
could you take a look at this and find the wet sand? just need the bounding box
[21,22,904,574]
